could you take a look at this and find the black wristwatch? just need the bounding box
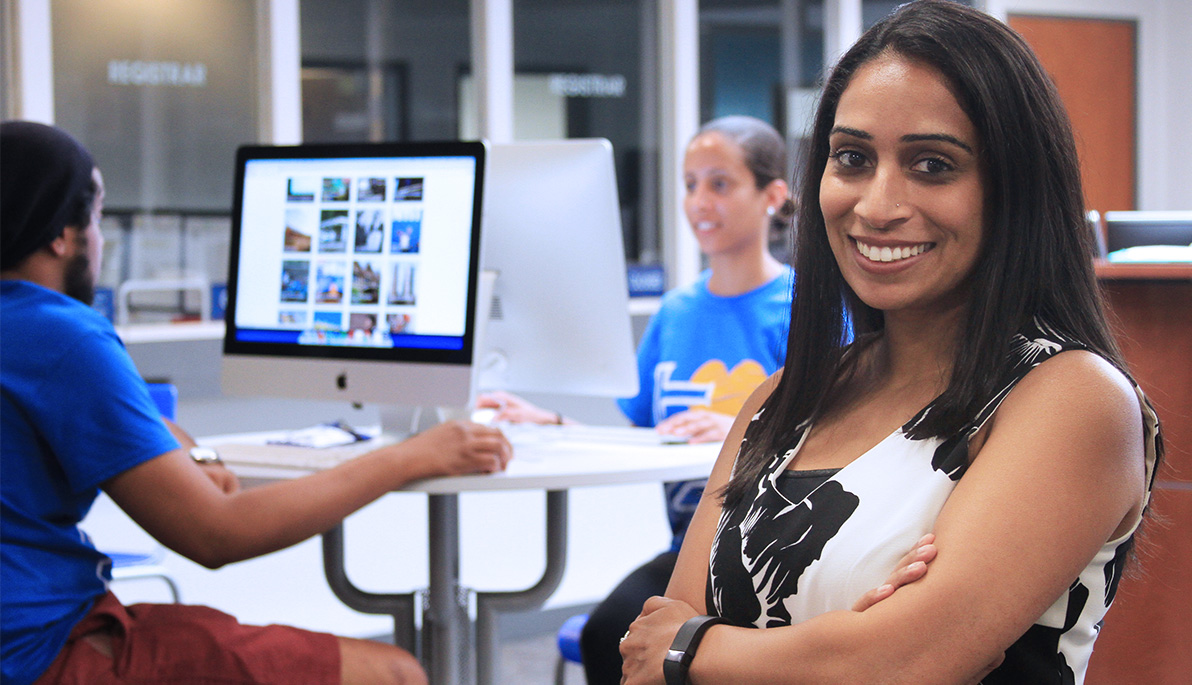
[663,615,728,685]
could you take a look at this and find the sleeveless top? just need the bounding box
[706,318,1161,684]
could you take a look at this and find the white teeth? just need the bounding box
[855,240,931,263]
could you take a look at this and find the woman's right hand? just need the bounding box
[851,533,938,612]
[475,390,560,425]
[850,533,1004,682]
[654,408,735,444]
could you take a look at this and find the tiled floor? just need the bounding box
[499,632,585,684]
[368,610,590,684]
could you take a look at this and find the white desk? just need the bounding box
[212,427,720,685]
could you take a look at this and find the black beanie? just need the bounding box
[1,120,96,270]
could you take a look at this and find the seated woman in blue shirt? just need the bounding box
[481,115,795,683]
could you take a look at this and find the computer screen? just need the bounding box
[221,141,486,410]
[476,139,638,398]
[1104,211,1192,253]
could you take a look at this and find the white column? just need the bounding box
[824,0,862,69]
[471,0,514,143]
[659,0,700,289]
[5,0,54,123]
[257,0,302,144]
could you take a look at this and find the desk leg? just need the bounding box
[475,490,569,685]
[321,524,418,654]
[425,493,472,684]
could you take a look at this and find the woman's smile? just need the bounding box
[851,237,936,264]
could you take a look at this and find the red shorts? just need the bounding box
[34,591,341,684]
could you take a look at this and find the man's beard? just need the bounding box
[63,252,95,305]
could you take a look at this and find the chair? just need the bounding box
[108,549,181,602]
[554,613,588,685]
[105,382,182,603]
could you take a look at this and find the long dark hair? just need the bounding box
[723,0,1126,505]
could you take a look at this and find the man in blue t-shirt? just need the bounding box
[0,121,511,685]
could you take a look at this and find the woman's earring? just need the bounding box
[766,206,776,217]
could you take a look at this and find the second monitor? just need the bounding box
[476,139,639,399]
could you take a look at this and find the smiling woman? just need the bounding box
[820,55,985,317]
[617,2,1162,684]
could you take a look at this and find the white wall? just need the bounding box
[983,0,1192,210]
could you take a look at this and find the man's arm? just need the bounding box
[162,419,240,494]
[104,420,511,569]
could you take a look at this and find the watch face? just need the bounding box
[190,446,221,464]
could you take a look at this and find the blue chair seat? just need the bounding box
[108,548,181,602]
[555,613,588,683]
[103,384,182,603]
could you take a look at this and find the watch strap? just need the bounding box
[663,615,728,685]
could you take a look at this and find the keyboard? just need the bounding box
[217,425,688,472]
[500,423,690,447]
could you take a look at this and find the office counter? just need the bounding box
[1087,262,1192,684]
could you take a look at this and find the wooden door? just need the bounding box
[1009,15,1136,212]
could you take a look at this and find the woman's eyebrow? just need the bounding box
[830,126,870,139]
[830,127,975,154]
[901,133,974,153]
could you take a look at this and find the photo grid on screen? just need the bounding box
[278,173,425,344]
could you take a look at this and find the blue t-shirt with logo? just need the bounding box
[618,267,793,551]
[0,280,179,685]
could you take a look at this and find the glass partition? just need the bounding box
[300,0,470,143]
[699,0,824,263]
[51,0,257,213]
[50,0,259,323]
[511,0,661,269]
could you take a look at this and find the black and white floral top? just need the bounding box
[707,318,1161,684]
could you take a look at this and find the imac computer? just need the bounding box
[221,141,487,429]
[476,139,638,398]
